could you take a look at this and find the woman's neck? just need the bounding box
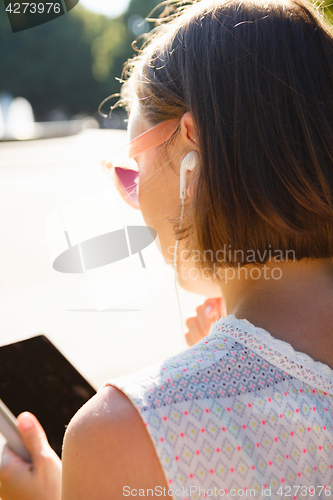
[220,258,333,369]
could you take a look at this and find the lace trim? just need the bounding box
[211,315,333,394]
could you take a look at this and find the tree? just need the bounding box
[0,0,331,121]
[0,3,134,119]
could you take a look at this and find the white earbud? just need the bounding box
[174,151,199,335]
[180,151,199,200]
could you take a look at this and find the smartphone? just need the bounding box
[0,399,31,462]
[0,335,96,458]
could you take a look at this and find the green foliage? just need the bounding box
[0,0,332,121]
[125,0,162,20]
[322,0,333,24]
[0,2,139,120]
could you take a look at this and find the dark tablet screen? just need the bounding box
[0,335,96,457]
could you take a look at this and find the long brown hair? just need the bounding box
[118,0,333,273]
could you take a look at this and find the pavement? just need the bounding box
[0,129,207,393]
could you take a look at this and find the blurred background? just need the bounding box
[0,0,210,398]
[0,0,332,395]
[1,0,332,137]
[0,0,166,137]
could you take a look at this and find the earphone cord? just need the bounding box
[174,198,185,337]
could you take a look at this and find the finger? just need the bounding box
[195,299,219,333]
[185,317,206,346]
[16,413,49,463]
[1,445,22,467]
[184,332,199,347]
[216,297,226,317]
[184,329,201,347]
[206,297,226,320]
[0,445,32,484]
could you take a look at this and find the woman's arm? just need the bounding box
[0,387,168,500]
[62,385,169,499]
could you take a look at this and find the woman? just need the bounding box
[1,0,333,498]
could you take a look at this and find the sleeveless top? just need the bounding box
[102,315,333,499]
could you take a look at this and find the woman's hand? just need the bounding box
[0,412,62,500]
[185,297,225,346]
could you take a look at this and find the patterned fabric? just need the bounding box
[102,315,333,499]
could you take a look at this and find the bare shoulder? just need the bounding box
[61,385,168,500]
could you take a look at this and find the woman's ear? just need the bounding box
[179,112,200,199]
[187,181,195,198]
[180,112,198,146]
